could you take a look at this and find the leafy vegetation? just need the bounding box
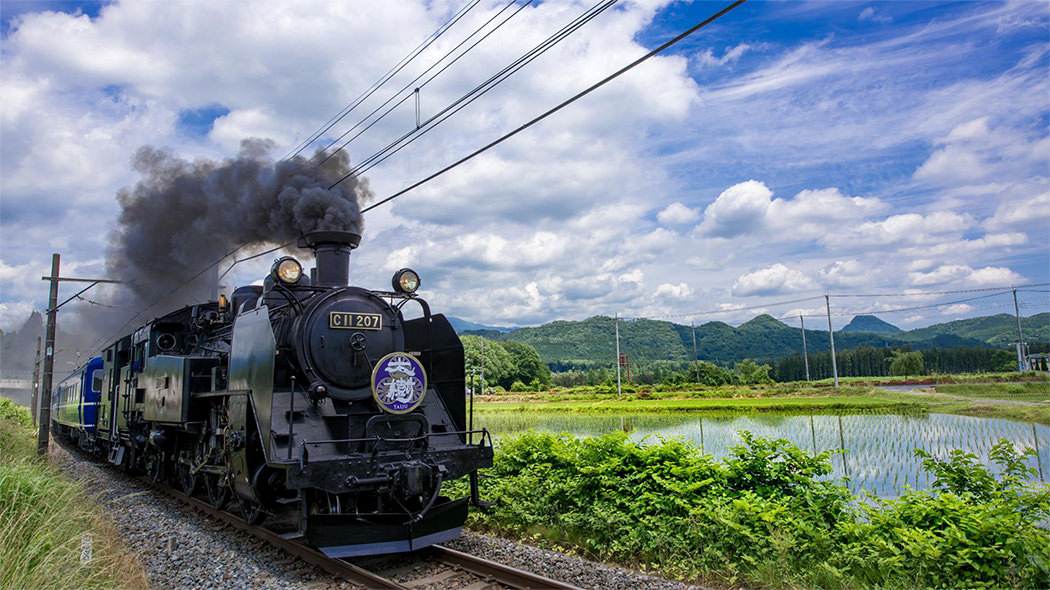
[463,335,551,390]
[888,349,924,376]
[0,397,146,589]
[458,430,1050,589]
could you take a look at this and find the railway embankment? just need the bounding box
[0,398,147,589]
[52,445,701,590]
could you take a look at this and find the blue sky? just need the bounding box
[0,0,1047,339]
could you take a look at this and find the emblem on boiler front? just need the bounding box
[371,352,427,414]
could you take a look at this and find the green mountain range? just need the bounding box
[463,312,1049,369]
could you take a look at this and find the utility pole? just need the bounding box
[37,254,120,457]
[691,322,700,383]
[825,294,839,388]
[800,314,810,383]
[38,254,60,456]
[31,336,42,427]
[614,314,622,397]
[480,337,485,395]
[1013,288,1027,372]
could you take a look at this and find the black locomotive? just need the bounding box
[52,230,493,556]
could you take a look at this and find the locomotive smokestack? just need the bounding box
[299,230,361,287]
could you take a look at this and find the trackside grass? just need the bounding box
[454,430,1050,589]
[0,397,147,590]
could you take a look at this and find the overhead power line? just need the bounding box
[830,283,1050,298]
[641,295,825,321]
[320,0,616,180]
[337,0,748,210]
[816,290,1012,319]
[312,0,532,168]
[85,242,255,354]
[326,0,614,178]
[285,0,484,161]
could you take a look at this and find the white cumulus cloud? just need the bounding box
[732,263,818,296]
[657,202,700,225]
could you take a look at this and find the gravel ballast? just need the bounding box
[53,444,704,589]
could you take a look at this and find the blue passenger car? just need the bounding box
[52,356,104,444]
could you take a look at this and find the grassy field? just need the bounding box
[934,381,1050,402]
[475,392,926,414]
[475,376,1050,424]
[0,398,147,589]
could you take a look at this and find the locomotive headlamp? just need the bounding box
[273,257,303,284]
[392,268,420,294]
[310,382,328,401]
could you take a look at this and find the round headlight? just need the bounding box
[273,257,302,284]
[392,268,420,294]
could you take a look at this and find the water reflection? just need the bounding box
[474,411,1050,498]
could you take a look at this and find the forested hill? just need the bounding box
[463,312,1050,369]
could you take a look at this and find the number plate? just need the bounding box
[329,312,383,330]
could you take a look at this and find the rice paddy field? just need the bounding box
[474,411,1049,498]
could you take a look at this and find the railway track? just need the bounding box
[137,475,581,590]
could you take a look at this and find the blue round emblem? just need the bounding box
[371,352,427,414]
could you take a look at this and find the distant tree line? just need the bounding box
[770,345,1014,382]
[549,359,774,388]
[543,345,1024,387]
[466,337,1032,390]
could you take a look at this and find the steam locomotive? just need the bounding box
[51,230,493,556]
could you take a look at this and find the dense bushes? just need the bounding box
[460,430,1050,588]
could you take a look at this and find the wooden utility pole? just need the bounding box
[31,336,41,427]
[691,322,700,383]
[1013,289,1027,372]
[614,314,622,396]
[38,254,60,456]
[825,294,839,388]
[37,254,120,457]
[800,314,811,383]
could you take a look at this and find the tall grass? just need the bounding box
[0,397,147,590]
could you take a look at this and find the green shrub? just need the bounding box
[0,397,33,429]
[460,430,1050,588]
[836,441,1049,588]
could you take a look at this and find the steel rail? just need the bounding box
[67,437,576,590]
[431,544,584,590]
[136,477,407,590]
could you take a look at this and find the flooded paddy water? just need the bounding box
[474,411,1049,498]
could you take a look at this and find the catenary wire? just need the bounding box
[639,295,826,321]
[325,0,615,181]
[285,0,483,161]
[311,0,531,168]
[217,242,295,282]
[830,283,1049,297]
[339,0,748,208]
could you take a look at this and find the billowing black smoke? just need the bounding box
[105,138,371,312]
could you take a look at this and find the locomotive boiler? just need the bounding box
[53,230,493,556]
